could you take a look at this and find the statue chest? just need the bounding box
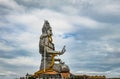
[44,37,54,50]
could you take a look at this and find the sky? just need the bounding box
[0,0,120,79]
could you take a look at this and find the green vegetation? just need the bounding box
[28,76,36,79]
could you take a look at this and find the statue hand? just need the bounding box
[60,45,66,55]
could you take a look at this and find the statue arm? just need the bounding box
[46,45,66,55]
[40,34,66,55]
[46,49,59,54]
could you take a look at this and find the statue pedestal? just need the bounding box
[35,68,70,79]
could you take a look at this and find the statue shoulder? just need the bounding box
[40,34,48,39]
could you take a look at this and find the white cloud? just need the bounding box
[0,22,8,27]
[53,36,75,65]
[83,0,120,18]
[6,8,103,37]
[0,0,25,11]
[76,70,108,75]
[102,33,120,40]
[1,30,39,53]
[0,71,17,76]
[75,70,120,78]
[104,44,114,52]
[61,6,78,15]
[93,2,120,16]
[103,4,120,15]
[0,56,39,66]
[0,0,120,78]
[0,42,14,52]
[14,32,39,51]
[8,9,75,34]
[67,16,99,29]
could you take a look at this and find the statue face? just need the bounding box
[47,28,52,36]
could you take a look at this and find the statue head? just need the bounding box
[42,20,52,36]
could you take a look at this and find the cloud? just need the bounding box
[0,0,120,79]
[0,71,17,76]
[0,0,25,14]
[82,0,120,23]
[0,57,39,66]
[0,71,17,79]
[0,42,15,52]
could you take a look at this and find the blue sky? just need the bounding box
[0,0,120,79]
